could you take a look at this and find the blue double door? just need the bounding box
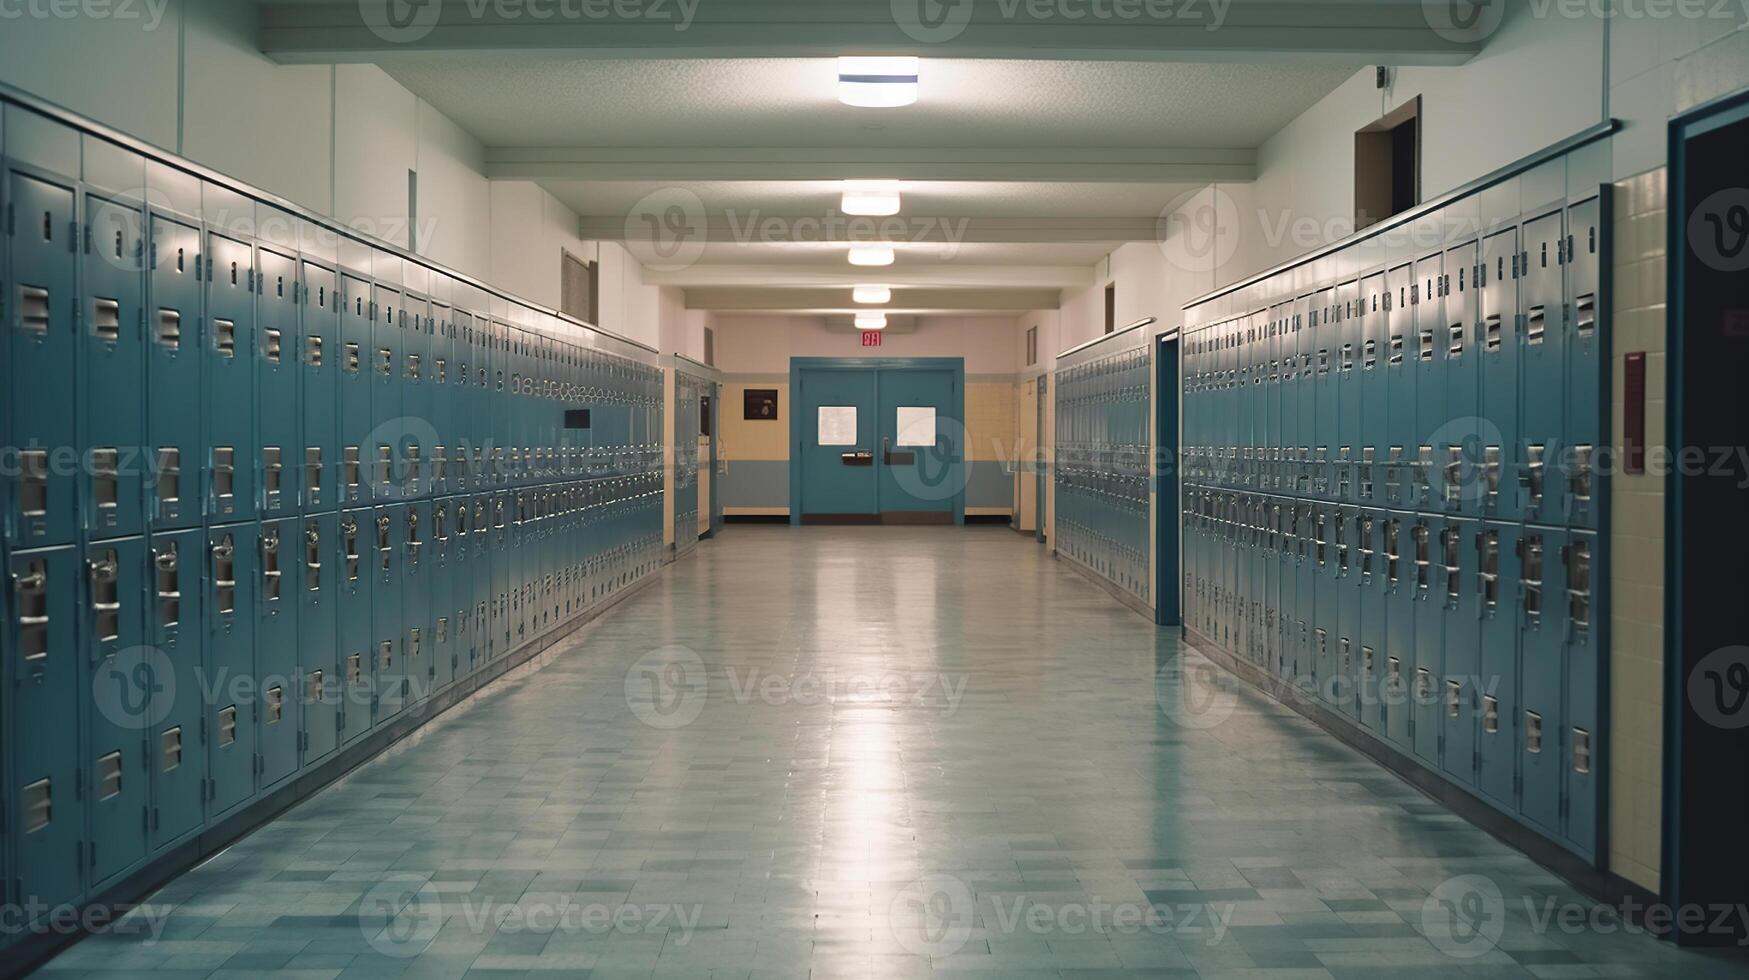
[795,362,963,524]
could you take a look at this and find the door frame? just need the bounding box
[1155,333,1181,627]
[788,357,967,526]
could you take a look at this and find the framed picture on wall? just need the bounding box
[744,388,779,420]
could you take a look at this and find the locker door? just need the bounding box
[1336,280,1361,504]
[490,490,511,656]
[1335,504,1362,719]
[146,215,205,531]
[1413,254,1451,512]
[1275,499,1296,679]
[297,512,338,764]
[1563,198,1605,529]
[1381,514,1412,750]
[1518,211,1567,524]
[1518,525,1565,833]
[81,192,148,540]
[335,509,373,745]
[81,536,150,886]
[8,546,84,912]
[372,287,404,503]
[372,503,406,722]
[401,295,431,500]
[256,518,299,788]
[429,498,456,693]
[1356,508,1385,734]
[1294,502,1316,681]
[450,313,472,493]
[1309,503,1332,687]
[1358,275,1387,507]
[300,262,339,514]
[470,495,492,665]
[1292,300,1314,496]
[1260,498,1278,674]
[206,523,258,817]
[1313,287,1337,499]
[430,304,454,498]
[7,172,80,547]
[1475,521,1517,795]
[204,233,257,523]
[338,274,372,508]
[402,498,432,705]
[1443,242,1482,517]
[1409,517,1441,765]
[1439,517,1479,788]
[149,528,205,849]
[1478,228,1521,521]
[256,248,301,519]
[1383,264,1415,508]
[1563,531,1599,852]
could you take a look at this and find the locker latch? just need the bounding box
[211,536,237,616]
[1477,529,1500,612]
[1525,711,1543,753]
[14,560,50,661]
[1412,524,1432,594]
[1442,527,1461,608]
[1481,446,1501,510]
[343,447,362,497]
[306,447,323,505]
[1572,729,1592,774]
[213,448,236,503]
[19,449,48,518]
[1444,446,1464,510]
[92,448,120,512]
[1574,293,1597,336]
[406,508,422,564]
[156,448,182,511]
[1446,679,1462,720]
[154,547,181,628]
[1569,444,1594,508]
[1521,444,1545,509]
[1564,539,1593,642]
[87,551,122,645]
[156,308,181,349]
[93,296,121,342]
[19,284,50,335]
[264,447,284,505]
[377,513,393,572]
[261,530,282,603]
[1482,694,1500,734]
[1518,535,1544,628]
[342,518,360,582]
[1525,305,1546,346]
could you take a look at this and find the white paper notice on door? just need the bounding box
[818,406,857,446]
[896,407,937,447]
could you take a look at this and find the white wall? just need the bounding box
[713,315,1020,375]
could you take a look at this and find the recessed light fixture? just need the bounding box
[848,245,895,267]
[842,180,901,217]
[838,57,919,108]
[853,285,892,304]
[855,313,888,330]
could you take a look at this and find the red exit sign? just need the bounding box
[861,331,883,347]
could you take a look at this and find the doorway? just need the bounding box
[790,358,966,525]
[1155,335,1181,627]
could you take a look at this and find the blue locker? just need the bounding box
[1293,501,1316,682]
[1260,497,1279,674]
[372,503,406,722]
[429,497,457,692]
[1336,280,1362,504]
[300,262,339,514]
[8,546,84,913]
[1412,254,1450,513]
[204,233,257,523]
[402,497,432,705]
[1310,503,1334,688]
[372,287,405,503]
[1438,516,1479,789]
[205,522,257,818]
[490,491,511,657]
[1564,198,1605,530]
[297,512,339,764]
[1233,494,1251,662]
[80,191,148,540]
[1382,264,1415,508]
[81,536,151,886]
[1268,304,1289,494]
[1381,513,1412,751]
[401,293,432,500]
[1476,520,1518,797]
[1478,228,1520,521]
[1408,517,1441,766]
[1518,525,1566,834]
[338,274,373,508]
[470,494,492,665]
[256,248,301,519]
[1443,241,1482,516]
[472,316,494,488]
[1313,287,1337,500]
[1275,498,1296,679]
[450,311,474,492]
[7,170,79,547]
[490,321,511,487]
[1563,530,1598,852]
[147,214,203,530]
[148,528,205,849]
[1356,507,1387,734]
[1358,274,1387,506]
[1334,504,1362,719]
[335,509,373,745]
[430,303,455,498]
[1518,211,1567,525]
[256,518,299,788]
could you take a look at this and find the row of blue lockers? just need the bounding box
[1182,489,1600,860]
[1055,345,1151,603]
[1182,194,1606,533]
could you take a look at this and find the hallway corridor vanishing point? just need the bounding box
[33,529,1747,978]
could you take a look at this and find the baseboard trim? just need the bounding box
[1054,551,1154,621]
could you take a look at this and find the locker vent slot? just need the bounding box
[93,448,119,510]
[266,686,284,724]
[214,318,236,357]
[1575,293,1597,335]
[264,328,282,363]
[345,342,360,373]
[1446,680,1462,719]
[156,448,181,508]
[1482,695,1500,734]
[1572,729,1592,774]
[156,308,181,348]
[305,523,322,592]
[15,560,49,660]
[218,706,238,747]
[1526,305,1546,345]
[89,551,121,642]
[97,751,124,801]
[261,530,282,602]
[309,670,325,703]
[1484,314,1502,351]
[19,284,51,334]
[213,448,236,501]
[161,727,183,770]
[20,449,49,516]
[1525,711,1543,753]
[93,296,121,341]
[306,334,323,366]
[155,546,181,627]
[347,653,362,685]
[22,778,52,833]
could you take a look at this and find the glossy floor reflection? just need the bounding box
[33,527,1749,978]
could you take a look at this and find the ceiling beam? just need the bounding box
[641,263,1094,288]
[490,146,1254,183]
[682,287,1064,311]
[580,214,1162,244]
[263,0,1483,65]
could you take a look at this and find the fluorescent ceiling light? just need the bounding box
[842,180,901,217]
[848,245,895,267]
[855,314,888,330]
[838,56,919,108]
[853,285,892,304]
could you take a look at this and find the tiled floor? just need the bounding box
[32,527,1749,978]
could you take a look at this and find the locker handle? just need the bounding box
[1574,293,1597,335]
[18,284,50,335]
